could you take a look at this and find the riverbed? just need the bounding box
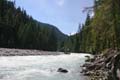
[0,53,90,80]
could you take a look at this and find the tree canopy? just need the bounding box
[64,0,120,54]
[0,0,67,51]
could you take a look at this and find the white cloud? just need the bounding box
[55,0,65,7]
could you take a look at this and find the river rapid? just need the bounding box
[0,53,90,80]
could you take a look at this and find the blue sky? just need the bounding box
[13,0,93,35]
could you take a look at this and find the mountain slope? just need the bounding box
[38,22,68,42]
[0,0,67,51]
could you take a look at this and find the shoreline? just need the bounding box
[0,48,63,56]
[81,49,120,80]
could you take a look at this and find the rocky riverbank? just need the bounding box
[0,48,63,56]
[81,49,120,80]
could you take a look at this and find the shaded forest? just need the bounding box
[0,0,67,51]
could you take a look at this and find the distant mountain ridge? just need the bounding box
[38,22,68,41]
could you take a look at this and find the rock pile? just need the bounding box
[81,49,120,80]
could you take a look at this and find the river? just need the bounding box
[0,53,90,80]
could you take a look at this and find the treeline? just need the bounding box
[63,0,120,53]
[0,0,67,51]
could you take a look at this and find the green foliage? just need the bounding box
[64,0,120,54]
[0,0,67,51]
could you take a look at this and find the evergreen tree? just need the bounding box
[0,0,65,51]
[70,0,120,53]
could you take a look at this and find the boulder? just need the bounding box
[57,68,68,73]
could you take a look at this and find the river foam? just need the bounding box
[0,53,90,80]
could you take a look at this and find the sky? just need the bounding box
[12,0,94,35]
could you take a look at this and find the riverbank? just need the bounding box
[0,48,63,56]
[81,49,120,80]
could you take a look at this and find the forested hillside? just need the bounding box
[64,0,120,53]
[0,0,67,51]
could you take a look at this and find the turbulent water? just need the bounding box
[0,53,90,80]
